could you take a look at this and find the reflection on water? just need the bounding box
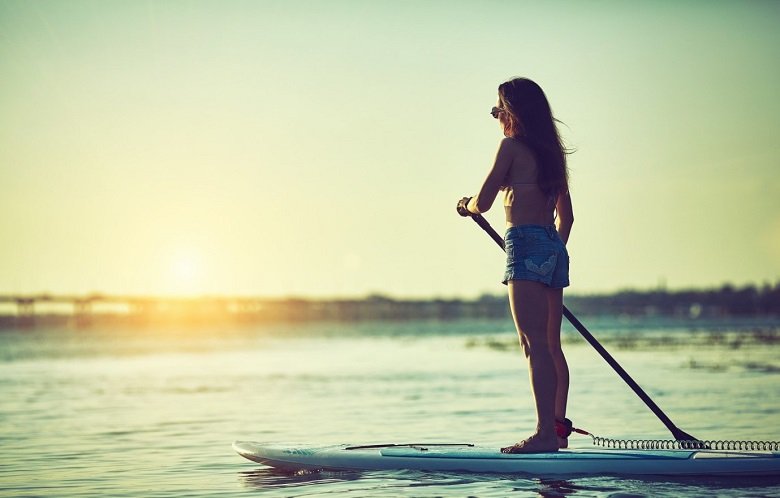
[236,463,780,498]
[237,467,702,498]
[238,467,365,490]
[1,318,779,497]
[236,467,591,497]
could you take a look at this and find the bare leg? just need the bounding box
[501,280,559,453]
[547,288,570,448]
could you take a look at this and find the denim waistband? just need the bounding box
[505,224,558,240]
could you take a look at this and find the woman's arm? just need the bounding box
[466,138,514,214]
[555,191,574,244]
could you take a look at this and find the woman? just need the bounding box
[457,78,574,453]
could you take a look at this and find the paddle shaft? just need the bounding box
[469,214,697,441]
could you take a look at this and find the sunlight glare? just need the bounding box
[168,251,203,294]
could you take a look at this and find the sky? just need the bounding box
[1,0,778,299]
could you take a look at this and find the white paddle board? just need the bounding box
[233,441,780,476]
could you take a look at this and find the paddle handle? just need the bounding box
[469,214,697,441]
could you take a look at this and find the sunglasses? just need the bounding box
[490,106,505,119]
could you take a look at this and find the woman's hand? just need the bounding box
[457,197,473,217]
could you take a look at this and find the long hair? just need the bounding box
[498,78,570,198]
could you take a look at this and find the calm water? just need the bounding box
[1,317,779,497]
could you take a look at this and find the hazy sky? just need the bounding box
[1,0,778,298]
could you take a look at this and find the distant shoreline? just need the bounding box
[0,283,777,329]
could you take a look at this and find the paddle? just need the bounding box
[465,213,698,442]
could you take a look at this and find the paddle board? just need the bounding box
[233,441,780,477]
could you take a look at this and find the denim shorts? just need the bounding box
[502,224,570,288]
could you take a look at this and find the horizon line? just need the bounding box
[1,280,777,302]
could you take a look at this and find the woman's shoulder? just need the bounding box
[499,135,532,150]
[499,136,536,160]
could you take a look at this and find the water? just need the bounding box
[1,318,779,497]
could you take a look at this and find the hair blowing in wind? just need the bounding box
[498,78,571,198]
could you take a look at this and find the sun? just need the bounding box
[173,256,198,280]
[168,251,203,294]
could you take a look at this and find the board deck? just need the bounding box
[233,441,780,477]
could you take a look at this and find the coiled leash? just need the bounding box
[559,418,780,451]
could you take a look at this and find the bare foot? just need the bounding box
[558,436,568,449]
[501,433,559,454]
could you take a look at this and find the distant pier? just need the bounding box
[0,293,510,328]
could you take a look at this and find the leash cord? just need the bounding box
[588,434,780,451]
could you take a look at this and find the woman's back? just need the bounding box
[501,139,556,227]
